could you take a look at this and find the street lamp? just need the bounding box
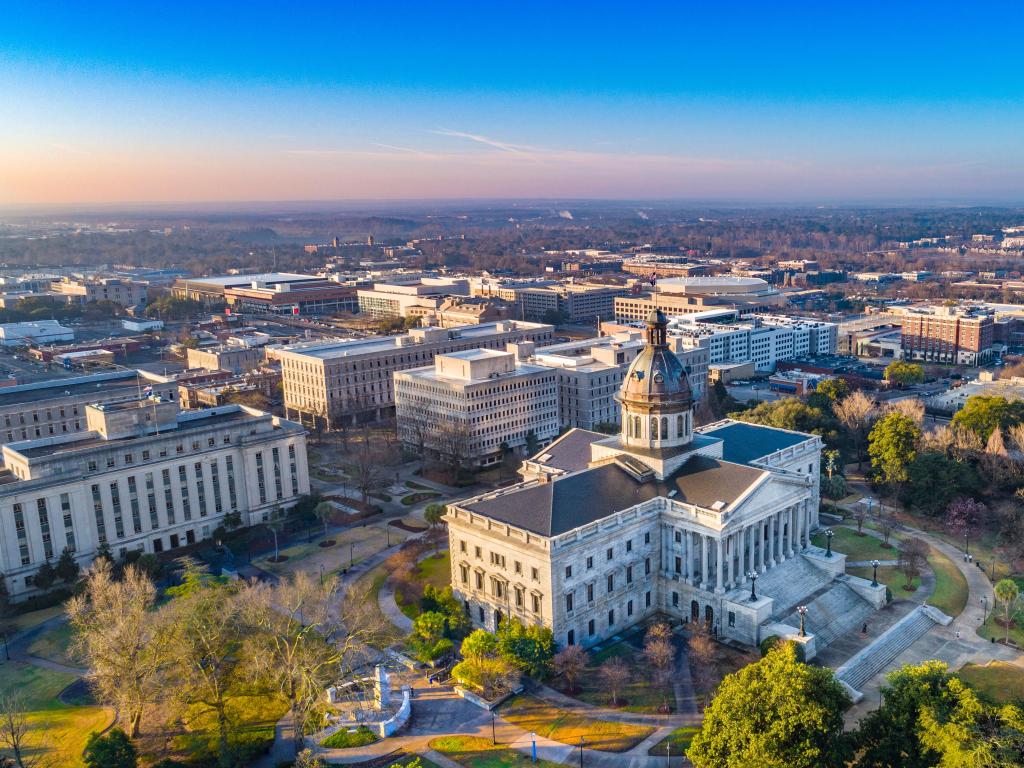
[982,595,989,623]
[491,710,496,745]
[871,559,880,587]
[319,563,325,586]
[531,733,537,763]
[824,529,834,558]
[350,542,355,569]
[579,736,585,768]
[1,632,8,661]
[797,605,808,637]
[747,571,759,601]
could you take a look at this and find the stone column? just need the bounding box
[796,503,805,550]
[715,538,724,594]
[787,506,795,558]
[771,512,780,563]
[684,532,691,582]
[701,534,709,588]
[723,534,731,589]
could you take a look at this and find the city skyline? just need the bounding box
[2,1,1024,205]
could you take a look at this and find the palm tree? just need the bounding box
[267,507,285,562]
[995,578,1020,644]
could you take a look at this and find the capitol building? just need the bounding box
[446,310,885,655]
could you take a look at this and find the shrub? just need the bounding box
[758,636,805,662]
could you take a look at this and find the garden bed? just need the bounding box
[428,735,562,767]
[401,491,442,506]
[497,694,655,753]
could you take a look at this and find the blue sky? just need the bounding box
[2,1,1023,204]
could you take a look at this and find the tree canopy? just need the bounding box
[884,361,925,388]
[951,395,1024,441]
[869,411,921,485]
[732,398,836,440]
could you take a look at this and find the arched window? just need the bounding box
[633,415,641,438]
[650,416,659,440]
[661,417,668,440]
[627,417,633,438]
[677,414,684,436]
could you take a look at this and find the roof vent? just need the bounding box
[711,500,726,511]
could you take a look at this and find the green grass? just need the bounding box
[428,735,562,767]
[648,726,699,757]
[27,621,78,666]
[175,689,289,761]
[395,551,452,620]
[927,546,970,617]
[812,526,899,561]
[401,491,442,506]
[320,724,379,748]
[405,480,432,490]
[4,604,67,633]
[0,661,113,768]
[959,662,1024,704]
[497,694,655,753]
[569,641,668,713]
[848,564,920,596]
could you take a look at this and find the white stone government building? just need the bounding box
[446,310,884,655]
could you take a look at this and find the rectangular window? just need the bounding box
[91,485,106,543]
[225,456,238,510]
[109,482,125,539]
[608,609,615,627]
[645,591,651,608]
[531,594,540,613]
[626,540,632,553]
[606,547,613,561]
[565,565,572,579]
[194,462,207,518]
[565,593,574,612]
[606,574,614,593]
[272,446,283,500]
[210,460,223,514]
[728,611,736,628]
[626,565,633,584]
[145,473,159,530]
[13,503,30,565]
[675,556,682,574]
[627,599,633,617]
[162,468,176,524]
[178,465,192,521]
[587,583,594,602]
[60,493,75,552]
[645,557,651,575]
[644,531,650,545]
[586,556,593,570]
[475,546,482,559]
[37,498,53,560]
[515,587,524,608]
[567,630,575,646]
[255,452,267,504]
[127,476,142,535]
[531,567,539,581]
[672,591,679,607]
[674,530,682,543]
[588,619,595,636]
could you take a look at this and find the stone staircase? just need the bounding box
[835,605,949,697]
[756,553,834,618]
[780,581,875,648]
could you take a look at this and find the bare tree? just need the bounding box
[67,559,169,737]
[431,420,474,483]
[875,501,896,548]
[834,391,876,470]
[599,656,631,707]
[897,537,929,590]
[852,503,868,534]
[0,692,43,768]
[551,645,589,694]
[643,631,676,711]
[687,622,717,706]
[886,398,925,426]
[348,444,387,504]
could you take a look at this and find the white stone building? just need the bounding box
[446,310,882,654]
[0,397,309,600]
[394,348,559,467]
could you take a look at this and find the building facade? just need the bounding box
[51,277,149,307]
[186,343,264,375]
[394,349,560,466]
[0,398,309,600]
[444,311,877,654]
[278,321,556,428]
[896,305,996,365]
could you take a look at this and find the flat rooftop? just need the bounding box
[0,371,154,407]
[181,273,319,288]
[700,421,813,465]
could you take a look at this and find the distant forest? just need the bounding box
[2,203,1024,276]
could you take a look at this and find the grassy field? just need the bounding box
[395,550,452,620]
[648,726,699,757]
[319,724,378,748]
[927,547,970,617]
[811,526,898,561]
[4,604,67,633]
[497,694,654,753]
[428,735,562,767]
[401,491,442,506]
[175,689,289,761]
[569,641,667,713]
[0,661,113,768]
[958,661,1024,704]
[27,620,78,666]
[351,563,404,645]
[254,523,410,577]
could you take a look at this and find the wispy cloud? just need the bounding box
[431,128,538,154]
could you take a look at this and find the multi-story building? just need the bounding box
[186,342,264,375]
[445,311,878,654]
[0,370,177,447]
[0,320,74,346]
[172,273,327,307]
[394,349,560,466]
[356,278,470,320]
[223,279,358,316]
[614,277,787,322]
[0,398,309,600]
[51,277,149,307]
[513,283,628,324]
[895,305,997,365]
[278,321,555,428]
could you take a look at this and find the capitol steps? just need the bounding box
[781,582,876,649]
[835,606,948,697]
[755,553,834,618]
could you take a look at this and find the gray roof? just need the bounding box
[702,421,812,465]
[463,454,766,537]
[532,429,606,472]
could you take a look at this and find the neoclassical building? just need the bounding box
[446,310,883,653]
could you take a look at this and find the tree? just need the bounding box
[688,622,718,704]
[869,411,921,486]
[952,395,1024,441]
[0,692,40,768]
[887,398,925,427]
[918,676,1024,766]
[899,451,979,517]
[348,444,387,503]
[525,429,539,457]
[551,645,589,694]
[461,629,499,660]
[687,643,851,768]
[853,503,868,534]
[733,398,834,438]
[54,547,80,585]
[496,618,554,678]
[408,611,453,663]
[995,578,1020,645]
[32,561,56,592]
[84,728,138,768]
[944,497,987,552]
[266,507,286,562]
[643,626,676,710]
[431,421,474,482]
[163,560,244,765]
[815,378,849,404]
[876,502,896,548]
[294,749,324,768]
[68,559,169,737]
[897,538,929,590]
[599,656,630,707]
[980,427,1019,487]
[313,501,334,541]
[884,361,924,388]
[852,660,951,768]
[423,503,446,529]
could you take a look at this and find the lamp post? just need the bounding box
[824,529,834,558]
[797,605,808,637]
[747,571,759,602]
[871,559,880,587]
[491,710,496,745]
[1,632,8,661]
[350,542,355,569]
[965,532,970,556]
[531,733,537,763]
[579,736,585,768]
[319,563,325,586]
[982,595,989,623]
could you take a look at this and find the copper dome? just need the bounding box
[618,309,694,408]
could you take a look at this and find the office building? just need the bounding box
[172,273,327,306]
[513,283,628,324]
[51,277,149,307]
[895,305,997,365]
[614,277,787,322]
[186,341,265,375]
[394,349,559,467]
[277,320,555,428]
[0,321,74,346]
[0,398,309,600]
[356,278,470,320]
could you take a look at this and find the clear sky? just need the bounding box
[2,1,1023,206]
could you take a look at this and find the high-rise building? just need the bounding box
[895,305,996,365]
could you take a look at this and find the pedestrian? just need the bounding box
[955,631,961,641]
[861,622,868,635]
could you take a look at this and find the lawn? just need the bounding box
[351,563,404,645]
[27,620,78,666]
[568,641,668,713]
[254,523,409,576]
[927,547,970,617]
[648,726,699,757]
[4,603,67,633]
[811,526,897,561]
[395,550,452,620]
[401,491,442,506]
[405,480,432,491]
[848,564,921,596]
[959,661,1024,704]
[428,735,562,767]
[320,724,378,748]
[0,661,113,768]
[175,689,289,763]
[497,694,654,753]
